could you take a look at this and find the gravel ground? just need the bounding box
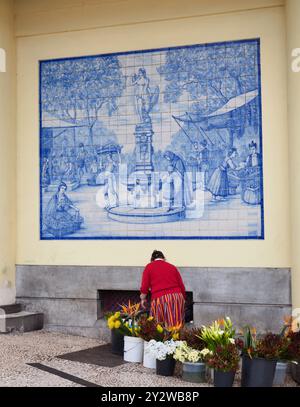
[0,330,298,387]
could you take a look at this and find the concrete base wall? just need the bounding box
[16,265,291,339]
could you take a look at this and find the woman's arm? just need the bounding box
[176,268,186,299]
[140,265,151,307]
[140,265,151,294]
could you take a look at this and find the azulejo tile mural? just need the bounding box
[40,38,264,240]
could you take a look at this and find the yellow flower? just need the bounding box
[172,333,179,340]
[156,324,163,333]
[114,321,121,329]
[107,316,114,324]
[108,320,115,330]
[114,311,120,319]
[147,316,154,321]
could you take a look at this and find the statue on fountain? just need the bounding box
[132,68,159,127]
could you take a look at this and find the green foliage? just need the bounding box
[198,317,236,352]
[206,343,240,372]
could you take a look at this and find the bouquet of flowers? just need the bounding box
[138,315,182,342]
[147,339,182,361]
[119,301,144,337]
[198,317,236,352]
[138,315,163,342]
[106,311,123,331]
[173,341,212,363]
[106,301,144,337]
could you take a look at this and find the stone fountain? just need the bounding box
[107,68,185,224]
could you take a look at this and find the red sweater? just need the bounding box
[140,259,186,300]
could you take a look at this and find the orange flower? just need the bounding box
[120,300,141,317]
[283,315,293,326]
[169,322,183,332]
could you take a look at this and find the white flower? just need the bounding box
[173,342,203,363]
[229,338,235,344]
[200,348,212,357]
[148,340,182,361]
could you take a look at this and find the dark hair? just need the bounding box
[58,182,67,192]
[227,147,237,157]
[139,68,146,76]
[151,250,165,262]
[249,141,257,149]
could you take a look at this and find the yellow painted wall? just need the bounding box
[286,0,300,309]
[16,1,290,267]
[14,0,284,37]
[0,0,16,305]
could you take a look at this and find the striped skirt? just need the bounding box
[150,292,185,328]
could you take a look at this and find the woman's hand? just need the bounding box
[141,298,147,309]
[140,293,147,309]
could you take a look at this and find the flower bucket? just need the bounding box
[124,336,144,363]
[143,341,156,369]
[156,358,176,376]
[182,362,206,383]
[241,355,276,387]
[111,329,124,356]
[291,362,300,384]
[273,361,288,386]
[214,370,235,387]
[206,367,214,383]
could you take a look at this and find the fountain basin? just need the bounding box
[107,205,185,224]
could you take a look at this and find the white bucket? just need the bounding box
[124,336,144,363]
[143,341,156,369]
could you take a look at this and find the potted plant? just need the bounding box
[120,301,144,363]
[198,317,236,352]
[239,328,284,387]
[205,343,240,387]
[106,311,125,356]
[198,317,239,387]
[139,317,183,369]
[286,329,300,384]
[273,318,294,385]
[139,315,163,369]
[147,339,181,376]
[173,341,211,383]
